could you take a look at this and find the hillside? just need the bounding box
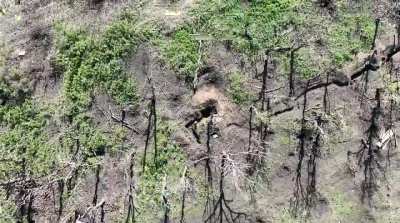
[1,0,400,222]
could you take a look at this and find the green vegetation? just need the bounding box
[0,190,16,222]
[0,101,55,180]
[161,28,200,80]
[191,0,299,54]
[0,11,154,221]
[159,0,375,84]
[61,114,110,163]
[55,12,152,116]
[0,43,29,104]
[279,208,300,223]
[136,120,189,222]
[330,192,363,222]
[0,0,395,222]
[188,0,375,75]
[328,13,375,66]
[244,0,299,51]
[0,0,13,16]
[294,47,323,79]
[227,72,254,105]
[52,11,156,172]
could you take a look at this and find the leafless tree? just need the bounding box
[205,153,247,223]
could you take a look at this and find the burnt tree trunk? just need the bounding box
[258,52,270,142]
[204,154,247,223]
[180,169,187,223]
[248,106,253,156]
[93,164,101,206]
[260,52,269,111]
[357,89,383,205]
[26,193,34,223]
[305,117,322,209]
[291,81,310,216]
[323,73,330,114]
[204,115,214,219]
[371,19,380,50]
[142,100,153,172]
[152,86,158,169]
[289,50,295,97]
[163,180,170,223]
[57,179,64,221]
[126,152,137,223]
[288,46,304,97]
[100,202,105,223]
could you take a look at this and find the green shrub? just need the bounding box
[161,28,200,80]
[228,72,254,105]
[55,13,147,117]
[137,120,187,222]
[294,47,322,79]
[328,13,375,66]
[190,0,300,54]
[0,190,16,222]
[245,0,299,51]
[0,44,31,104]
[0,101,56,179]
[61,114,110,160]
[330,192,362,221]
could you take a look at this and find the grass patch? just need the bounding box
[328,13,375,67]
[227,72,255,105]
[55,11,154,117]
[135,119,207,222]
[190,0,299,54]
[329,192,363,222]
[161,28,200,80]
[136,120,188,222]
[0,101,56,179]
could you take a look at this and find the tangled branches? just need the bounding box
[205,153,247,223]
[291,81,325,217]
[353,89,386,204]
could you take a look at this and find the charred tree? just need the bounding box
[290,81,309,216]
[323,73,330,114]
[180,169,188,223]
[151,86,158,170]
[288,46,304,97]
[289,50,296,97]
[205,154,247,223]
[355,89,384,204]
[371,19,380,50]
[305,117,322,209]
[247,106,254,160]
[351,50,379,81]
[121,109,126,124]
[142,49,158,171]
[206,115,214,187]
[100,201,105,223]
[26,193,34,223]
[93,164,101,206]
[162,176,171,223]
[142,84,157,171]
[126,152,137,223]
[203,115,215,219]
[142,100,153,172]
[258,51,270,147]
[260,51,270,110]
[57,179,64,221]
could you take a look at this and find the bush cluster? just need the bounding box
[55,13,149,116]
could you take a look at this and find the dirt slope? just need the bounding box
[1,1,400,223]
